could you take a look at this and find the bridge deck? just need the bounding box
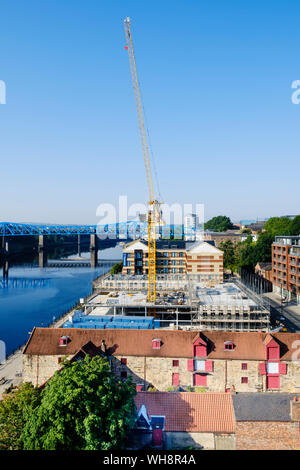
[0,222,190,238]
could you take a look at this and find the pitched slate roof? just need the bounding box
[256,262,272,271]
[232,393,299,422]
[123,239,216,251]
[135,392,235,433]
[187,241,222,254]
[23,328,300,361]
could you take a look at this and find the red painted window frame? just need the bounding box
[241,377,248,384]
[152,339,161,349]
[264,338,280,361]
[194,344,207,357]
[121,358,127,365]
[266,346,280,361]
[241,363,248,370]
[59,336,68,346]
[193,337,207,357]
[172,360,179,367]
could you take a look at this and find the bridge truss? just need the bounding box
[0,222,195,239]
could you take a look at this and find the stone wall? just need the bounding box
[23,354,70,387]
[165,432,215,450]
[235,422,300,450]
[23,353,300,394]
[113,356,300,393]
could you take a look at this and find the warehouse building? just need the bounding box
[23,328,300,393]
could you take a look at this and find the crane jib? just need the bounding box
[124,17,159,304]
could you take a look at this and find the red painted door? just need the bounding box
[152,429,163,446]
[267,375,280,389]
[194,373,207,386]
[172,373,179,386]
[194,345,206,357]
[267,347,279,360]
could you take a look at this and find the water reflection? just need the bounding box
[0,277,50,289]
[0,243,122,356]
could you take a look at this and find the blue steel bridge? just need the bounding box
[0,221,193,238]
[0,221,195,270]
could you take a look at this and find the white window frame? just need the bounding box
[194,359,206,371]
[267,362,279,374]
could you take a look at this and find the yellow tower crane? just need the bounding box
[124,17,161,303]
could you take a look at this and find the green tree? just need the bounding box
[289,215,300,236]
[254,232,274,263]
[235,236,256,270]
[110,261,123,275]
[21,355,136,450]
[204,216,234,232]
[0,382,41,450]
[219,240,235,271]
[264,217,291,237]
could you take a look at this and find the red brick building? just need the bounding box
[272,236,300,303]
[232,393,300,450]
[255,262,273,283]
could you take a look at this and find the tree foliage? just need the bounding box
[263,217,292,237]
[219,215,300,273]
[21,356,136,450]
[289,215,300,236]
[219,240,235,270]
[254,232,274,262]
[0,382,41,450]
[110,261,123,275]
[204,216,234,232]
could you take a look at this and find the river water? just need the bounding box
[0,245,122,357]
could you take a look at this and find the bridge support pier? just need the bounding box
[1,237,9,256]
[90,234,98,268]
[3,260,9,280]
[1,237,9,280]
[38,235,47,268]
[78,234,81,257]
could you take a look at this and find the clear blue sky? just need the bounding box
[0,0,299,224]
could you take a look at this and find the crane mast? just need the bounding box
[124,17,159,303]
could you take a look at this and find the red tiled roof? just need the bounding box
[23,328,300,361]
[135,392,235,433]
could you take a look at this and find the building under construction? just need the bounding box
[71,19,269,334]
[87,276,270,332]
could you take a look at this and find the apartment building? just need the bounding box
[121,239,223,284]
[272,236,300,304]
